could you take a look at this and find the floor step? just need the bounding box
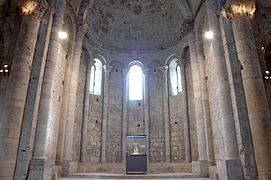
[58,173,212,180]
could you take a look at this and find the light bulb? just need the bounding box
[265,76,269,79]
[266,70,270,74]
[4,69,8,73]
[0,69,3,73]
[58,31,68,40]
[205,31,214,39]
[4,64,8,68]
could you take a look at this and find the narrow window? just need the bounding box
[177,65,182,93]
[89,59,103,95]
[129,65,143,100]
[169,59,182,95]
[169,60,178,95]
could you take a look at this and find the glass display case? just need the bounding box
[126,135,147,174]
[126,135,147,155]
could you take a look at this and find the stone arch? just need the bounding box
[92,54,106,65]
[128,60,144,69]
[77,0,95,22]
[165,54,180,66]
[64,6,77,44]
[173,0,193,20]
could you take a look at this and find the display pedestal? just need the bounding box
[126,154,147,174]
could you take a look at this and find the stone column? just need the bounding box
[14,5,52,180]
[194,39,214,165]
[177,60,191,162]
[28,0,67,179]
[225,1,271,178]
[80,59,95,162]
[0,1,48,179]
[143,69,150,165]
[159,66,171,163]
[122,68,129,171]
[188,33,208,177]
[101,65,112,163]
[205,0,243,178]
[62,23,87,173]
[219,6,258,179]
[56,40,75,165]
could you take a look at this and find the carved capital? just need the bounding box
[143,68,149,76]
[177,59,186,67]
[17,0,48,20]
[103,65,112,73]
[78,22,88,36]
[122,68,129,76]
[159,66,168,73]
[179,20,193,39]
[224,0,256,20]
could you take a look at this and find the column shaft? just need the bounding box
[63,25,87,161]
[219,13,257,179]
[14,8,53,180]
[205,0,243,178]
[231,15,271,179]
[0,3,47,179]
[101,65,112,162]
[122,69,129,170]
[194,40,214,165]
[189,33,208,177]
[178,61,192,162]
[159,66,171,163]
[28,1,67,179]
[80,60,94,162]
[143,69,150,165]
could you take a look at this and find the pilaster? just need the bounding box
[205,0,244,178]
[122,68,129,171]
[80,59,95,163]
[177,59,191,163]
[101,65,113,163]
[159,66,171,163]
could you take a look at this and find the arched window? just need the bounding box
[128,65,143,100]
[169,59,182,95]
[89,58,103,95]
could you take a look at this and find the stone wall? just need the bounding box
[148,62,166,163]
[169,95,185,162]
[87,94,103,162]
[128,100,144,135]
[106,62,123,163]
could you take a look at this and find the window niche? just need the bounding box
[89,58,103,95]
[128,64,144,101]
[169,59,182,96]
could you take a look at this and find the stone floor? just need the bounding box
[58,173,212,180]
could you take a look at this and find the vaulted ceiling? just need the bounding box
[72,0,204,52]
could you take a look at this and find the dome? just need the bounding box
[86,0,185,52]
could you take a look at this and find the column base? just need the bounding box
[62,159,77,176]
[215,159,244,180]
[28,158,56,180]
[192,160,208,177]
